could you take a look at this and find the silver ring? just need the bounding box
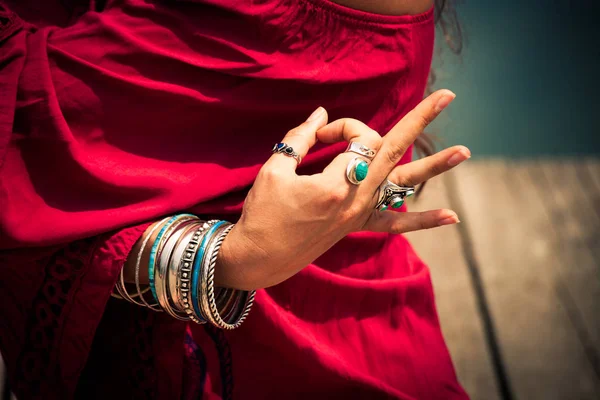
[345,142,376,160]
[272,142,302,164]
[346,156,369,185]
[375,180,415,211]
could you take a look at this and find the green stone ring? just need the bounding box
[375,180,415,211]
[346,157,369,185]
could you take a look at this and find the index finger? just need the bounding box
[265,107,328,172]
[365,89,456,186]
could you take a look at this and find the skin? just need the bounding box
[331,0,434,16]
[122,1,466,291]
[124,90,470,289]
[214,90,469,290]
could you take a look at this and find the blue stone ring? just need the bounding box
[375,180,415,211]
[272,142,302,164]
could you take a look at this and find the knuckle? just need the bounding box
[389,222,402,234]
[343,118,362,132]
[384,144,408,166]
[323,187,347,205]
[343,203,364,221]
[259,165,285,182]
[285,127,304,139]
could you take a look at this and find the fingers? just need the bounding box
[316,118,380,146]
[387,145,470,186]
[366,90,456,186]
[266,107,328,171]
[315,118,383,176]
[363,208,460,234]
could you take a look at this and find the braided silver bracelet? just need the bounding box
[181,220,218,324]
[204,224,256,330]
[113,215,254,330]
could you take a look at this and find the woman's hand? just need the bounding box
[216,89,470,290]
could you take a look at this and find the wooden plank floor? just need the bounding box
[407,158,600,399]
[1,159,599,399]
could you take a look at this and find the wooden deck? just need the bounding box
[1,159,599,399]
[407,158,600,399]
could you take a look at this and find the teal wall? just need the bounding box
[429,0,600,157]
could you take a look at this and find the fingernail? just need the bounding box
[447,147,471,167]
[438,214,460,226]
[434,91,456,113]
[306,106,325,122]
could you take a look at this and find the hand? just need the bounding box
[216,89,469,290]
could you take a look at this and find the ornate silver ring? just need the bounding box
[346,157,370,185]
[272,142,302,164]
[345,142,376,160]
[375,180,415,211]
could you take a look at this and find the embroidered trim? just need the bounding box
[14,237,96,398]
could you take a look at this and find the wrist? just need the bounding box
[214,225,259,291]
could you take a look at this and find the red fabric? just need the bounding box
[0,0,468,399]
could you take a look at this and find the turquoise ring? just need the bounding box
[346,157,369,185]
[375,180,415,211]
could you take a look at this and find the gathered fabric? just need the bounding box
[0,0,468,398]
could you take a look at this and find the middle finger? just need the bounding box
[364,89,456,190]
[387,145,471,187]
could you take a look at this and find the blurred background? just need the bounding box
[407,0,600,399]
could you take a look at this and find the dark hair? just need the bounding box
[415,0,462,193]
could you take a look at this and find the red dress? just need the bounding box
[0,0,468,398]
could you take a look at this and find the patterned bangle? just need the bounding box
[148,214,196,303]
[156,217,198,320]
[192,220,228,322]
[205,224,256,330]
[167,221,202,313]
[182,220,218,323]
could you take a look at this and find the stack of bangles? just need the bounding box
[111,214,255,330]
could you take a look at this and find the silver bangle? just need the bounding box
[181,220,218,324]
[113,273,151,303]
[205,224,256,330]
[134,216,171,311]
[198,223,231,326]
[167,221,202,312]
[111,275,126,300]
[118,258,149,307]
[156,217,197,320]
[113,215,255,329]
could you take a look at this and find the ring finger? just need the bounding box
[363,208,460,234]
[386,145,471,187]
